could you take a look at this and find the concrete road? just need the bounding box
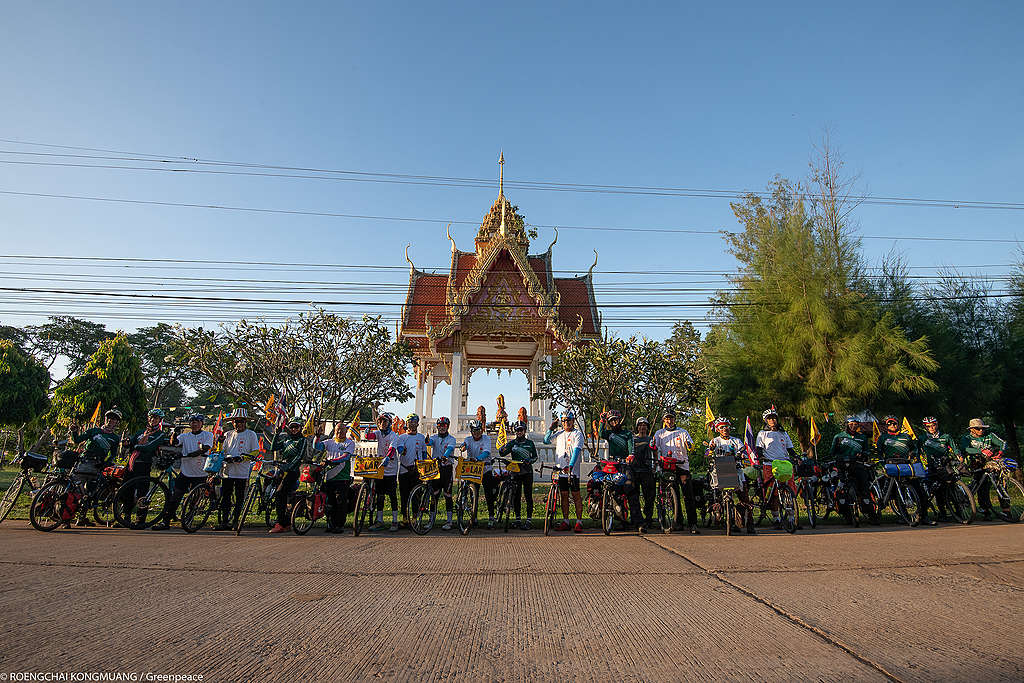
[0,521,1021,682]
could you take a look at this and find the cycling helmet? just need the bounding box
[468,419,483,430]
[406,413,419,423]
[762,408,779,421]
[921,416,938,426]
[104,408,123,420]
[512,420,527,432]
[377,412,393,424]
[187,413,206,424]
[562,411,576,421]
[229,407,249,419]
[635,416,650,426]
[663,410,676,419]
[287,417,303,427]
[148,408,165,418]
[435,416,450,428]
[607,409,622,420]
[844,415,858,424]
[883,414,898,424]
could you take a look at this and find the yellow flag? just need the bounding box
[809,416,821,445]
[264,394,275,419]
[88,401,102,427]
[348,414,361,441]
[704,398,715,430]
[302,414,316,437]
[495,419,508,452]
[901,417,917,440]
[871,419,881,444]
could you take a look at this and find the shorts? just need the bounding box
[557,475,581,492]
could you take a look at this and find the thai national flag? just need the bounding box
[744,416,759,466]
[274,388,289,428]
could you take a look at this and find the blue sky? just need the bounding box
[1,1,1021,417]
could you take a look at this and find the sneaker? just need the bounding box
[573,521,584,533]
[441,521,453,530]
[637,525,647,534]
[924,518,938,526]
[268,523,290,534]
[389,523,399,532]
[689,525,700,535]
[151,522,170,531]
[555,520,571,532]
[521,519,532,530]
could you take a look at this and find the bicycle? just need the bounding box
[406,458,443,535]
[351,455,384,536]
[585,459,630,535]
[537,462,562,536]
[654,455,681,534]
[234,458,288,535]
[28,451,124,531]
[969,456,1024,522]
[707,454,743,536]
[870,459,923,527]
[0,451,50,523]
[452,454,484,535]
[915,457,975,524]
[492,457,523,533]
[180,451,247,533]
[112,449,178,530]
[751,460,798,533]
[290,460,335,535]
[793,456,824,529]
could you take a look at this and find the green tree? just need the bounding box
[46,334,147,429]
[178,308,413,427]
[709,149,937,448]
[0,323,29,351]
[127,323,191,408]
[0,340,50,427]
[26,316,112,384]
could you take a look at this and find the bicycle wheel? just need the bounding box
[947,480,976,524]
[779,486,798,533]
[994,475,1024,523]
[894,482,921,527]
[723,496,733,536]
[0,475,25,523]
[601,486,614,535]
[291,494,314,535]
[457,484,476,536]
[751,484,769,527]
[543,484,557,536]
[408,484,433,536]
[500,484,513,533]
[657,483,678,534]
[29,481,68,532]
[113,476,169,530]
[802,482,820,529]
[353,482,371,536]
[92,482,119,527]
[181,484,215,533]
[235,482,258,535]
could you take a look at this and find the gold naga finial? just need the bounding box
[586,249,598,279]
[498,150,506,236]
[405,244,414,273]
[446,223,456,252]
[546,226,559,252]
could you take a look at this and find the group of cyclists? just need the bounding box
[7,402,1022,535]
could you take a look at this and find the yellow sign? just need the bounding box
[416,459,440,481]
[353,456,384,479]
[456,459,484,484]
[504,461,521,473]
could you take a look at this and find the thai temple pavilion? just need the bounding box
[399,155,601,434]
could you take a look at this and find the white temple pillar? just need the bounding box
[449,352,463,431]
[424,368,435,423]
[540,354,553,426]
[414,371,424,417]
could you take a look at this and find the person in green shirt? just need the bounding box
[268,417,309,534]
[959,418,1009,520]
[498,420,538,529]
[827,415,876,518]
[918,416,963,521]
[69,408,123,467]
[598,410,645,532]
[877,415,934,525]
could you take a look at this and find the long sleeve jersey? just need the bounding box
[917,432,961,470]
[545,427,585,476]
[876,431,919,463]
[959,431,1006,463]
[71,427,120,465]
[498,436,538,465]
[461,434,493,471]
[127,428,169,462]
[599,424,633,462]
[828,431,872,463]
[427,433,457,465]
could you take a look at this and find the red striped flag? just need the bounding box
[744,416,758,466]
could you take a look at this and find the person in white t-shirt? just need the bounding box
[709,418,756,534]
[317,422,356,532]
[397,413,427,528]
[153,413,214,531]
[651,410,699,533]
[366,413,401,532]
[754,408,797,527]
[459,419,492,528]
[544,412,586,533]
[218,408,261,530]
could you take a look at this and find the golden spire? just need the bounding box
[498,151,506,236]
